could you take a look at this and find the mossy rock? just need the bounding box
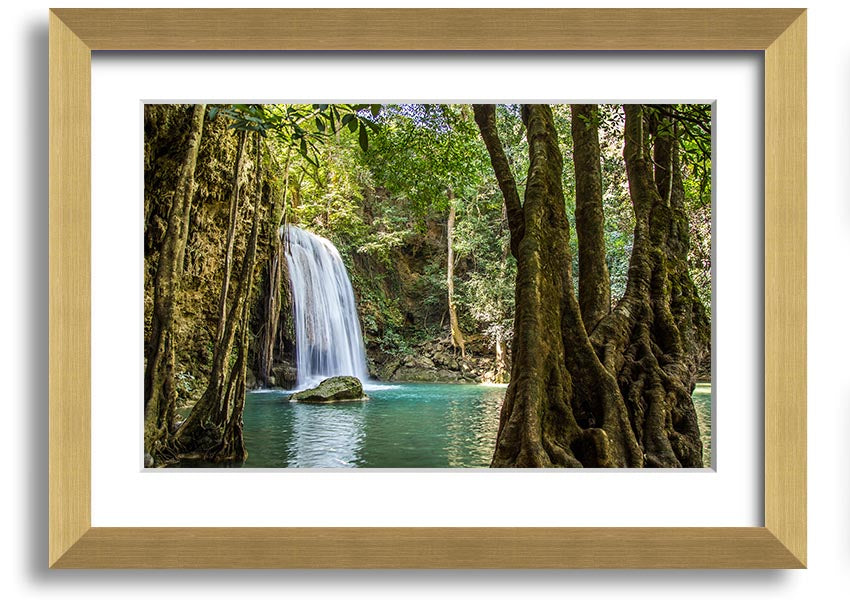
[289,376,368,403]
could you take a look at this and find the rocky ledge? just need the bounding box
[369,336,509,384]
[289,375,369,403]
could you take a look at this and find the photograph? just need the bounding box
[143,102,712,469]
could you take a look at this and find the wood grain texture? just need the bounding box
[48,11,91,567]
[47,8,807,569]
[52,8,804,51]
[764,12,807,565]
[53,527,802,569]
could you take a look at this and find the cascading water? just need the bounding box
[284,225,370,389]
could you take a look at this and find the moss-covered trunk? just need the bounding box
[480,105,641,467]
[175,132,263,462]
[571,104,610,334]
[143,103,205,462]
[589,105,707,467]
[214,136,265,461]
[476,103,706,468]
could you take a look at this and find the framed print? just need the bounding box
[49,8,806,568]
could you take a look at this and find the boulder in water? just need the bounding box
[289,376,368,403]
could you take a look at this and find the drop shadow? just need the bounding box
[24,19,50,579]
[29,567,791,589]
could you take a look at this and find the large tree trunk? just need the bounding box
[652,115,712,383]
[214,130,248,350]
[475,103,706,468]
[476,104,642,468]
[143,103,205,463]
[473,105,524,260]
[571,104,611,333]
[589,105,706,467]
[446,189,465,358]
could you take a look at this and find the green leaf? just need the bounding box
[370,104,381,117]
[315,117,325,132]
[208,106,219,120]
[358,124,368,152]
[348,118,358,133]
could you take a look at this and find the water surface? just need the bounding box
[238,382,712,468]
[692,382,712,467]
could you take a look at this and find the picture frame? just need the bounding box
[49,8,806,568]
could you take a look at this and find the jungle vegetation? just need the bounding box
[143,102,711,468]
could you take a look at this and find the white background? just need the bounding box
[90,50,758,528]
[3,0,846,597]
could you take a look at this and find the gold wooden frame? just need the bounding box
[48,8,806,568]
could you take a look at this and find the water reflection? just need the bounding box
[692,382,712,467]
[444,386,503,467]
[243,383,505,468]
[287,402,365,467]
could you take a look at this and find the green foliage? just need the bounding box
[202,102,710,360]
[667,104,712,312]
[342,104,517,354]
[606,229,633,301]
[211,103,379,168]
[452,190,516,342]
[365,104,490,214]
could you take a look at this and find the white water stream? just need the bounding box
[284,225,370,389]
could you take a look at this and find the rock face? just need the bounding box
[369,336,510,384]
[289,376,368,403]
[270,360,298,389]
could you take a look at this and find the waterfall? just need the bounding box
[284,225,370,389]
